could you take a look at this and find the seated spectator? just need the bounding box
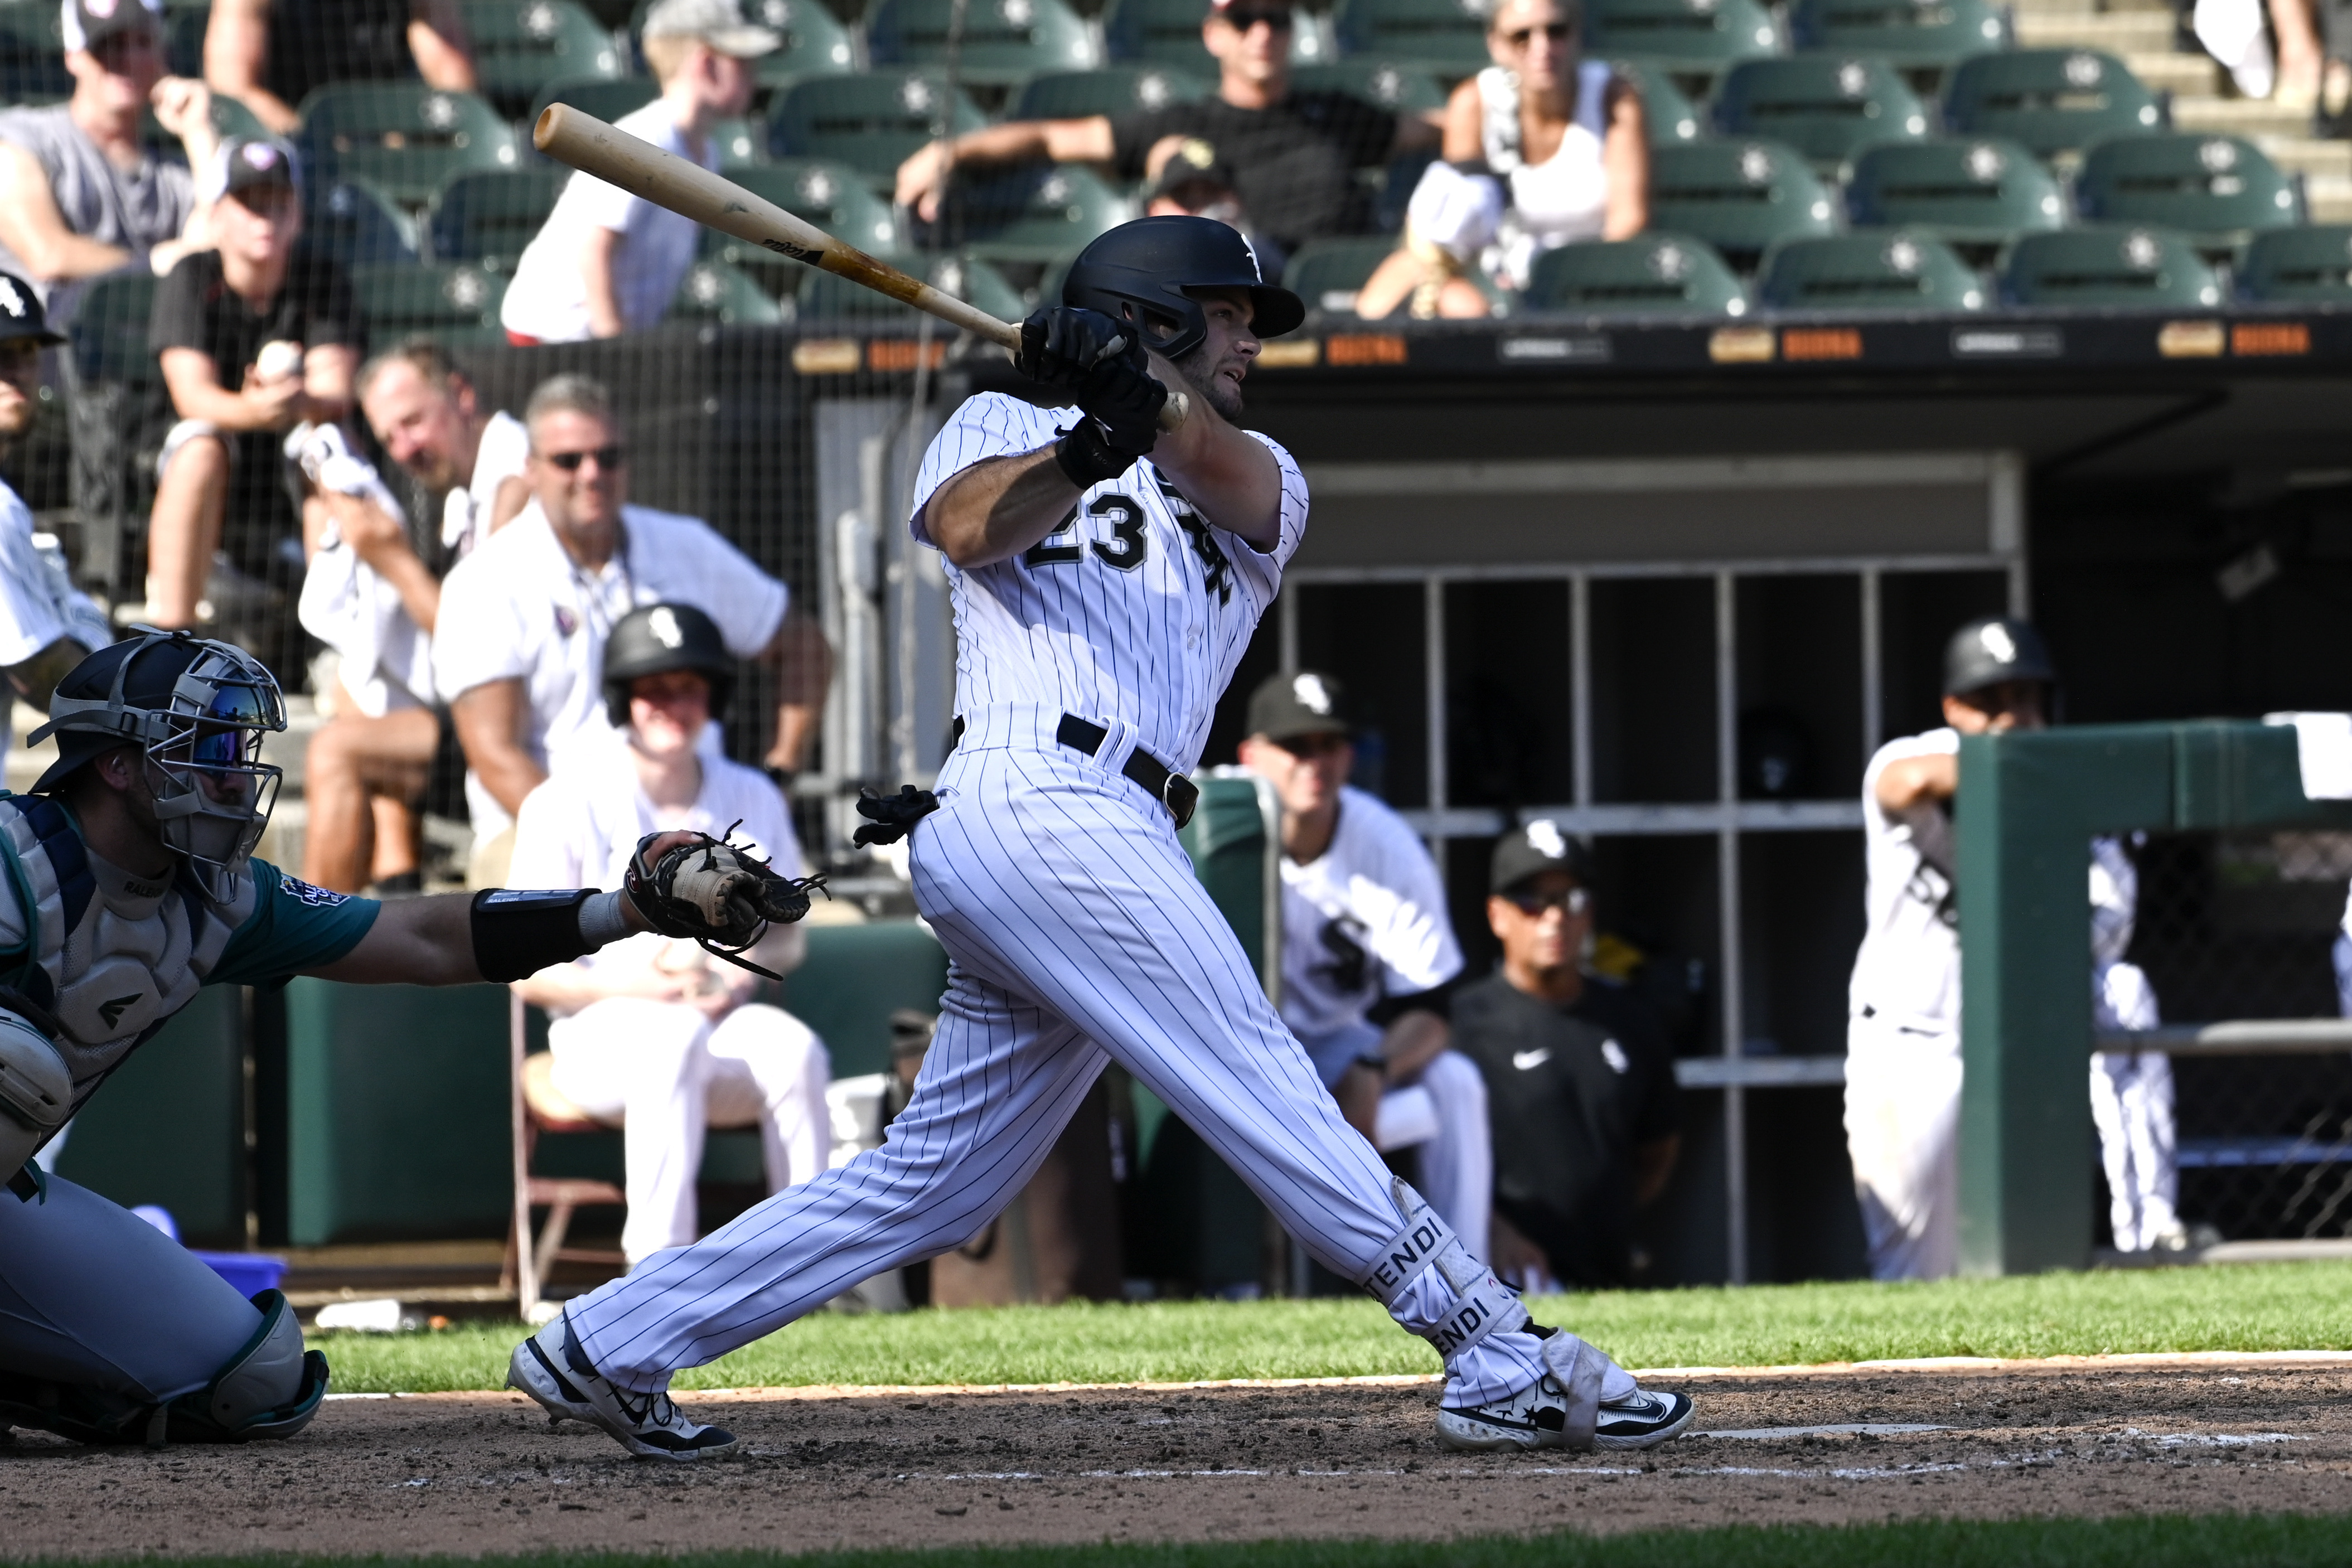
[290,340,529,894]
[0,0,220,327]
[1354,0,1647,320]
[895,0,1439,263]
[144,136,356,633]
[500,0,776,345]
[1142,139,1288,280]
[432,372,831,886]
[1450,822,1681,1289]
[205,0,476,136]
[1236,671,1492,1261]
[509,602,830,1269]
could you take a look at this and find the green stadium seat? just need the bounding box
[1790,0,2010,70]
[709,116,769,167]
[428,167,567,268]
[1101,0,1217,69]
[1522,233,1748,315]
[1009,64,1209,120]
[67,274,162,386]
[700,158,908,288]
[767,70,986,183]
[796,249,1023,322]
[527,71,658,125]
[1845,137,2064,250]
[1713,56,1930,172]
[1647,138,1838,267]
[865,0,1099,85]
[0,1,70,100]
[1282,234,1403,314]
[1289,59,1449,113]
[460,0,627,115]
[294,84,521,206]
[1608,59,1702,145]
[928,159,1131,264]
[1755,230,1984,311]
[625,0,859,85]
[302,176,422,266]
[1942,49,2164,161]
[1333,0,1492,71]
[2236,224,2352,303]
[1585,0,1782,74]
[351,261,511,344]
[2073,133,2300,249]
[669,258,785,323]
[1997,225,2221,308]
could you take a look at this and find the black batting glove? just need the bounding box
[1015,306,1138,392]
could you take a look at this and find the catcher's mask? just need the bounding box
[31,631,287,898]
[602,602,735,730]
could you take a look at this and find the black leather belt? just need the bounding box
[1055,714,1199,829]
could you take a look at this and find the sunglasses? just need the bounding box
[1504,886,1589,916]
[540,444,626,471]
[1219,7,1295,28]
[1501,21,1574,43]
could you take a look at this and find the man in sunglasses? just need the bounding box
[894,0,1440,263]
[1449,821,1683,1291]
[431,372,831,887]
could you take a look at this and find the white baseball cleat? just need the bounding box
[506,1310,737,1461]
[1436,1380,1695,1453]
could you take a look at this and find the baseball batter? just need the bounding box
[507,217,1694,1462]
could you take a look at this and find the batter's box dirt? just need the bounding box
[6,1368,2352,1556]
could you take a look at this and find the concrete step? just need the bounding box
[2172,94,2322,137]
[2257,136,2352,177]
[2304,172,2352,220]
[2127,50,2221,94]
[2016,11,2180,50]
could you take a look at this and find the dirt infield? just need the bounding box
[7,1363,2352,1556]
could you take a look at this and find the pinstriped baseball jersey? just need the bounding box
[910,393,1309,772]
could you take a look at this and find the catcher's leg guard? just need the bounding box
[1359,1177,1528,1363]
[0,1292,326,1446]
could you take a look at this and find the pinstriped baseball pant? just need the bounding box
[567,709,1549,1406]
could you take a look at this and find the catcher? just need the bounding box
[0,629,816,1449]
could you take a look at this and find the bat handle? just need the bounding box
[1157,389,1190,432]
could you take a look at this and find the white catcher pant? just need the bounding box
[565,708,1576,1408]
[1844,1012,1961,1281]
[549,999,831,1266]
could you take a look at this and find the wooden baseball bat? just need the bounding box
[531,104,1188,431]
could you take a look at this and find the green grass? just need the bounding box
[313,1259,2352,1394]
[30,1514,2352,1567]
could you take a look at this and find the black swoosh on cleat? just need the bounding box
[526,1338,588,1405]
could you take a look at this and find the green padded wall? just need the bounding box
[55,983,246,1248]
[779,920,950,1078]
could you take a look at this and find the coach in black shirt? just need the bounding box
[893,0,1436,262]
[1450,822,1682,1289]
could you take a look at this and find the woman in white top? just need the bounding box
[1354,0,1648,320]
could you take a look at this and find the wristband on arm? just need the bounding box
[469,888,635,983]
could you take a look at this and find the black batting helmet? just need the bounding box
[1062,215,1304,362]
[1942,615,2056,698]
[602,603,734,728]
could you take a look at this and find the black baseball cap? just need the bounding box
[1149,138,1240,206]
[0,270,65,347]
[1246,670,1349,746]
[200,137,302,205]
[61,0,162,53]
[1489,819,1593,896]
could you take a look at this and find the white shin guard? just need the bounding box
[1359,1178,1527,1364]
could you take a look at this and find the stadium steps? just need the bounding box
[2014,10,2178,54]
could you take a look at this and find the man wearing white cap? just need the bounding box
[501,0,777,345]
[0,0,221,326]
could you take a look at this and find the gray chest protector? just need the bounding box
[0,793,251,1114]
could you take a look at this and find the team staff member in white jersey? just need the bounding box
[506,217,1694,1461]
[1237,669,1490,1262]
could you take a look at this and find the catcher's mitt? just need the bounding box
[623,822,826,980]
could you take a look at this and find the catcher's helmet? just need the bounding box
[1943,615,2056,698]
[603,602,735,728]
[1062,215,1304,362]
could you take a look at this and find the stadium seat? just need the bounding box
[2235,224,2352,303]
[1647,139,1839,267]
[1289,60,1449,113]
[767,71,985,183]
[351,262,511,344]
[865,0,1098,85]
[700,159,908,288]
[933,161,1131,265]
[1790,0,2009,70]
[2073,133,2300,249]
[1009,64,1209,119]
[710,116,768,167]
[67,274,163,388]
[294,84,521,206]
[1997,225,2221,308]
[1100,0,1217,69]
[1754,231,1985,311]
[625,0,858,84]
[1608,59,1702,146]
[1585,0,1782,76]
[428,167,567,268]
[0,1,70,100]
[795,249,1024,322]
[1713,56,1931,172]
[302,176,423,267]
[1282,235,1405,314]
[459,0,626,115]
[669,259,786,324]
[527,71,657,126]
[1521,233,1749,316]
[1845,138,2064,251]
[1942,49,2164,161]
[1332,0,1493,71]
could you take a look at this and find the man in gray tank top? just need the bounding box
[0,0,219,328]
